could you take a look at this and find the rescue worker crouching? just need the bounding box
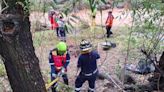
[75,40,100,92]
[49,42,70,92]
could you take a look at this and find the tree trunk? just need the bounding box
[0,0,46,92]
[159,52,164,70]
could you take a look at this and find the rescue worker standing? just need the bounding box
[75,40,100,92]
[48,10,58,31]
[49,42,70,92]
[105,11,114,38]
[57,15,66,42]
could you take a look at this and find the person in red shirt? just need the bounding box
[53,13,59,37]
[49,42,70,92]
[48,10,59,37]
[105,11,114,38]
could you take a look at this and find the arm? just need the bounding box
[76,56,82,76]
[49,51,56,74]
[105,16,109,25]
[75,67,81,77]
[63,52,70,68]
[93,50,100,59]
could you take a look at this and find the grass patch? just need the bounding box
[32,30,59,47]
[32,26,130,48]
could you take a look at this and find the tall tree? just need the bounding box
[0,0,46,92]
[159,52,164,71]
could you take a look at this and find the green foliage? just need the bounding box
[128,0,164,55]
[15,0,31,15]
[88,0,107,16]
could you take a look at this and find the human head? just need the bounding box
[80,39,92,54]
[58,13,63,19]
[59,16,63,19]
[56,42,67,55]
[108,11,112,14]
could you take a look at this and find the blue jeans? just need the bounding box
[58,27,66,41]
[58,27,66,37]
[56,27,59,37]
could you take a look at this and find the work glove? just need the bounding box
[52,73,57,77]
[61,67,65,75]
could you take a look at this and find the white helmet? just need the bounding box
[80,39,92,51]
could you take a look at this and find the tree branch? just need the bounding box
[0,0,9,13]
[141,49,164,77]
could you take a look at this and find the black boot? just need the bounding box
[63,78,69,85]
[63,74,69,85]
[51,87,56,92]
[88,88,94,92]
[88,90,94,92]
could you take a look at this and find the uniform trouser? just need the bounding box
[51,72,68,92]
[58,27,66,41]
[75,73,97,92]
[56,27,59,37]
[106,26,112,38]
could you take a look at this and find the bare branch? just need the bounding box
[0,0,9,13]
[141,49,164,77]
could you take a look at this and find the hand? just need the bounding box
[75,68,80,78]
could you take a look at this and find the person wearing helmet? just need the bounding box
[105,11,114,38]
[48,42,70,92]
[75,40,100,92]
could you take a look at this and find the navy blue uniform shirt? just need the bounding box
[77,50,100,74]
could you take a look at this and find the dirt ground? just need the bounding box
[0,8,134,92]
[33,8,133,92]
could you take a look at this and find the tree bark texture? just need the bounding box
[159,52,164,70]
[0,0,46,92]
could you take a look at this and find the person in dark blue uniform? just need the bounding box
[75,40,100,92]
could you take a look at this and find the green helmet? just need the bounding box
[56,42,67,52]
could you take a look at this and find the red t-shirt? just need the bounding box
[50,15,58,30]
[106,14,114,27]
